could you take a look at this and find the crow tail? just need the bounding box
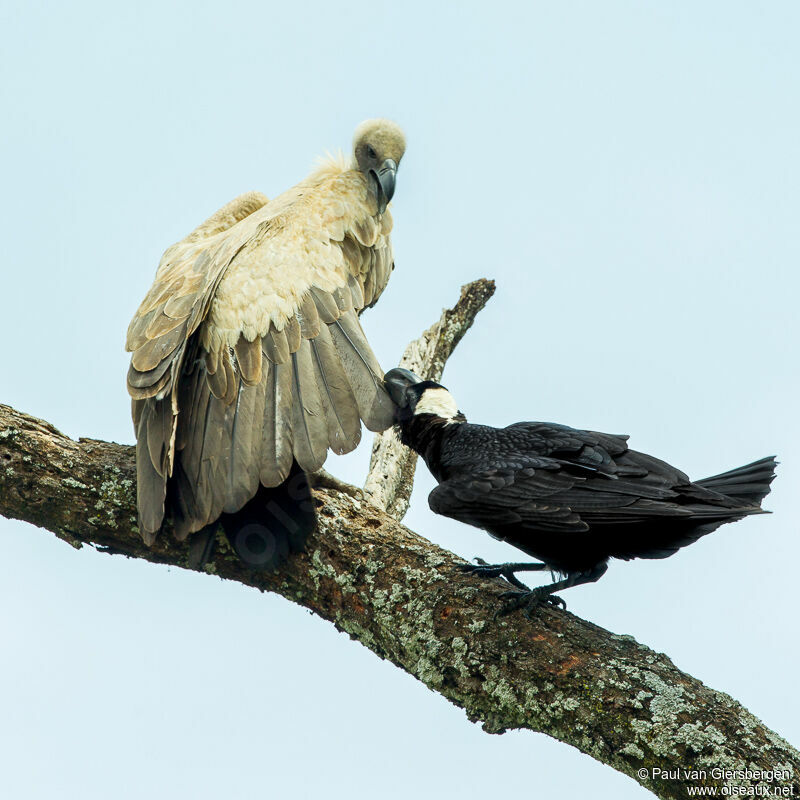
[695,456,778,507]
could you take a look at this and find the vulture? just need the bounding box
[126,119,406,568]
[385,368,777,612]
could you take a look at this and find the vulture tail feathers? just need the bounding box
[290,344,328,472]
[259,361,294,487]
[135,397,171,542]
[173,373,232,540]
[309,323,362,454]
[223,379,262,514]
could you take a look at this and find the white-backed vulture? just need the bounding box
[126,119,406,564]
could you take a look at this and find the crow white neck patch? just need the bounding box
[414,387,461,421]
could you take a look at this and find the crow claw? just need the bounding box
[498,588,567,616]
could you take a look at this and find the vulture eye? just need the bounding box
[367,145,377,160]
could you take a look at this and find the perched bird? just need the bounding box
[385,368,777,612]
[126,119,406,568]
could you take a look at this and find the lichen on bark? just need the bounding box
[0,279,797,800]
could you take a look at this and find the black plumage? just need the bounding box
[385,368,777,611]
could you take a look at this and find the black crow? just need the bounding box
[385,368,777,612]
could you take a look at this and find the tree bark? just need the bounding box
[364,278,496,520]
[0,283,797,800]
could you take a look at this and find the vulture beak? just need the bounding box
[371,158,397,214]
[384,367,422,408]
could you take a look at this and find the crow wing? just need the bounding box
[428,460,589,534]
[429,422,697,538]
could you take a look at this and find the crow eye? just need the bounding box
[367,145,377,160]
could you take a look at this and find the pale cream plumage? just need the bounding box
[126,120,406,544]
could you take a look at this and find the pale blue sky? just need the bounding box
[1,2,798,798]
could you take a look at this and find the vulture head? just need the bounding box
[353,119,406,214]
[384,367,465,424]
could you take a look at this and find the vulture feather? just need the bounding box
[126,121,406,567]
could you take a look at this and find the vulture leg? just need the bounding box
[457,559,547,591]
[186,524,220,570]
[498,562,609,616]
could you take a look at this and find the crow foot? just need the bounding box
[456,559,547,591]
[497,588,567,618]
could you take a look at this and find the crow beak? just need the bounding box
[384,367,422,407]
[370,158,397,214]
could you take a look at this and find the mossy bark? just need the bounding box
[1,402,797,800]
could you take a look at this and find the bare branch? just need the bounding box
[1,401,797,800]
[364,278,496,519]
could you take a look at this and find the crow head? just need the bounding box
[384,368,465,424]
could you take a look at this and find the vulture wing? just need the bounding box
[127,191,270,541]
[127,170,396,543]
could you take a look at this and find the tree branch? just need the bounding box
[1,285,797,800]
[364,278,496,520]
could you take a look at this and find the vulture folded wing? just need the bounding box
[127,192,270,540]
[164,175,397,539]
